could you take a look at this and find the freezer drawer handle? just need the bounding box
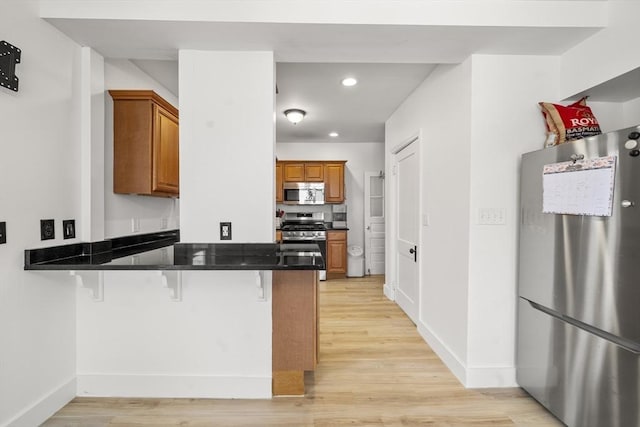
[527,299,640,354]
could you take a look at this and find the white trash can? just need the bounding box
[347,245,365,277]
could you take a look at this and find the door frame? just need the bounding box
[364,170,386,275]
[387,131,422,321]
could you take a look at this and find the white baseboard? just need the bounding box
[76,374,272,398]
[5,377,76,427]
[417,322,467,386]
[417,322,517,388]
[465,366,517,388]
[383,282,395,300]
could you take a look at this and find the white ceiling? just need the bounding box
[43,3,605,143]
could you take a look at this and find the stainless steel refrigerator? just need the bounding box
[517,125,640,427]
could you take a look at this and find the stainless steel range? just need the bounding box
[281,212,326,280]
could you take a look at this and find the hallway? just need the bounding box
[44,276,561,426]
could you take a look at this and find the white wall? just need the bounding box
[385,54,565,388]
[0,2,80,425]
[560,1,640,100]
[385,61,473,382]
[103,59,180,238]
[276,142,384,250]
[76,50,277,399]
[179,50,275,243]
[76,270,272,398]
[622,98,640,129]
[467,55,560,387]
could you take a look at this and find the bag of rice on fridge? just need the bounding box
[539,97,602,147]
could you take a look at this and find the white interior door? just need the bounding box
[395,139,419,324]
[364,171,385,275]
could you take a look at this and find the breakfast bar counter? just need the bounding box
[24,230,324,271]
[24,229,322,397]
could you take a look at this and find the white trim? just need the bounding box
[465,366,517,388]
[391,134,419,155]
[417,322,517,388]
[76,374,272,399]
[4,377,76,427]
[383,282,395,300]
[417,321,467,386]
[393,132,421,324]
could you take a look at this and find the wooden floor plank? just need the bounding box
[42,275,561,426]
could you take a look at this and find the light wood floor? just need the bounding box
[43,275,562,426]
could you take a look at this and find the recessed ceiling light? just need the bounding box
[341,77,357,87]
[329,132,339,137]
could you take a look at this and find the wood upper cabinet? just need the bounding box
[304,163,324,181]
[324,162,346,203]
[275,162,283,202]
[283,162,324,182]
[109,90,179,197]
[327,230,347,275]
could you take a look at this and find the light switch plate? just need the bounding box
[477,208,506,225]
[63,219,75,239]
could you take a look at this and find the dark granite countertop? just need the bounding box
[24,230,324,271]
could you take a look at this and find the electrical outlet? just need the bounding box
[131,218,140,233]
[161,217,168,229]
[63,219,75,239]
[220,222,232,240]
[0,221,6,244]
[40,219,55,240]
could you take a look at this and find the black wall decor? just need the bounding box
[0,40,21,92]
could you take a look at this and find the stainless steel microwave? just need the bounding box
[283,182,325,205]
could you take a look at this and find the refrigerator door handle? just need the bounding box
[527,299,640,354]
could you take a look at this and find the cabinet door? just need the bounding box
[324,163,345,203]
[327,230,347,274]
[152,104,179,194]
[275,163,283,202]
[284,163,305,181]
[304,163,324,181]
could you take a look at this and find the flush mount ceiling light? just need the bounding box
[284,109,306,124]
[341,77,358,87]
[329,132,339,137]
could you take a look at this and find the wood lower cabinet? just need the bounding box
[324,162,345,203]
[275,163,283,202]
[109,90,179,197]
[327,230,347,277]
[272,270,318,395]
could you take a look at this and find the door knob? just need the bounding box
[409,246,417,262]
[366,225,371,230]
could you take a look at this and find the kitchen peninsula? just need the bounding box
[25,230,323,396]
